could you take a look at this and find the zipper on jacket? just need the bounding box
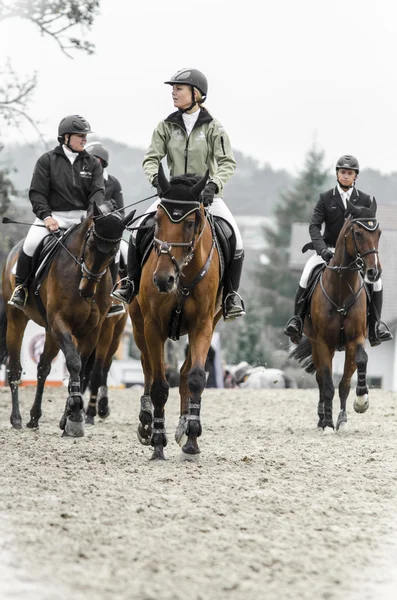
[184,139,189,173]
[221,136,226,156]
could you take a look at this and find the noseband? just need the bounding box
[153,200,205,278]
[80,225,122,282]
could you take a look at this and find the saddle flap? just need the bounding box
[214,216,236,277]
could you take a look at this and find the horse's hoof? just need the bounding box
[336,411,347,432]
[26,420,39,429]
[137,423,152,446]
[98,398,110,419]
[64,416,85,438]
[323,426,335,435]
[317,419,324,429]
[85,414,95,426]
[150,447,166,461]
[98,408,110,420]
[337,421,348,433]
[182,440,201,455]
[11,420,23,430]
[59,415,66,431]
[354,394,369,414]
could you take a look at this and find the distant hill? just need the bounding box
[2,140,397,217]
[1,139,293,217]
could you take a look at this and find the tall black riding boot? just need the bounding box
[107,260,126,318]
[223,251,246,320]
[111,238,141,304]
[8,250,33,309]
[368,289,393,346]
[284,286,307,344]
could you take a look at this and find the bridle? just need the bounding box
[326,217,379,274]
[153,199,208,279]
[80,224,122,283]
[321,216,379,317]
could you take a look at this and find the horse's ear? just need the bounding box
[370,197,377,216]
[121,209,136,228]
[346,199,359,218]
[190,170,209,201]
[93,201,103,218]
[157,163,170,197]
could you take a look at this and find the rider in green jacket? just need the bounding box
[113,68,245,320]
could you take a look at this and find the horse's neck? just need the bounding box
[325,246,361,299]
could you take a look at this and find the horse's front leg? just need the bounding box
[131,304,154,447]
[27,334,59,429]
[145,320,168,460]
[353,341,369,414]
[336,340,358,431]
[316,340,335,434]
[5,308,29,429]
[181,322,213,455]
[52,321,85,437]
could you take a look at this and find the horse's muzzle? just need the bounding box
[79,281,97,298]
[153,273,176,294]
[366,268,381,283]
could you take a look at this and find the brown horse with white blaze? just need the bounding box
[129,168,222,460]
[292,200,382,433]
[0,204,134,436]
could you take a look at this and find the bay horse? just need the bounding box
[292,200,381,433]
[0,203,134,436]
[129,169,222,460]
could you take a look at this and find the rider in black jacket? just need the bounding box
[8,115,105,309]
[284,155,393,347]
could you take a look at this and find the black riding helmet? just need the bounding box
[336,155,360,173]
[57,115,93,144]
[164,68,208,112]
[85,142,109,168]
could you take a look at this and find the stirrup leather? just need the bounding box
[8,285,28,308]
[223,292,246,321]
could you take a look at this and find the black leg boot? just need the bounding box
[284,286,307,344]
[8,250,33,309]
[368,289,393,346]
[111,238,141,304]
[223,251,246,320]
[107,260,126,318]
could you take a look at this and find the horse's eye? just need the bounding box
[355,230,362,238]
[186,221,194,230]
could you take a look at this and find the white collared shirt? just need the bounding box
[337,183,354,209]
[62,145,79,164]
[182,109,200,137]
[103,168,109,181]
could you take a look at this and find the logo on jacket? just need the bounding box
[172,130,184,140]
[80,171,92,178]
[196,131,206,141]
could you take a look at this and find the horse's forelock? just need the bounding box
[162,174,202,203]
[94,212,124,241]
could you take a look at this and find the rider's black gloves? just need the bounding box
[152,176,163,198]
[321,248,334,263]
[201,182,218,207]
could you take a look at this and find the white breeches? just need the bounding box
[23,210,86,257]
[132,197,243,252]
[117,238,128,265]
[300,249,382,291]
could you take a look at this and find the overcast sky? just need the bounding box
[2,0,397,174]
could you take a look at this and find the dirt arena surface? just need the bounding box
[1,385,397,600]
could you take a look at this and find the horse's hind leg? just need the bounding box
[336,341,357,431]
[175,351,192,447]
[97,315,126,421]
[27,334,59,429]
[311,343,325,429]
[353,341,369,414]
[6,308,29,429]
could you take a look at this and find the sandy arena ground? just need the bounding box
[1,385,397,600]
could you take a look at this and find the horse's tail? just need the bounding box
[0,294,8,365]
[290,336,316,374]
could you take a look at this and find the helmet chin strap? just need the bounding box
[337,172,357,190]
[64,134,83,153]
[179,87,198,114]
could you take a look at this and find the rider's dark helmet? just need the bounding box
[85,142,109,168]
[335,155,360,173]
[164,68,208,99]
[57,115,92,143]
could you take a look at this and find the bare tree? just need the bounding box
[0,0,101,131]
